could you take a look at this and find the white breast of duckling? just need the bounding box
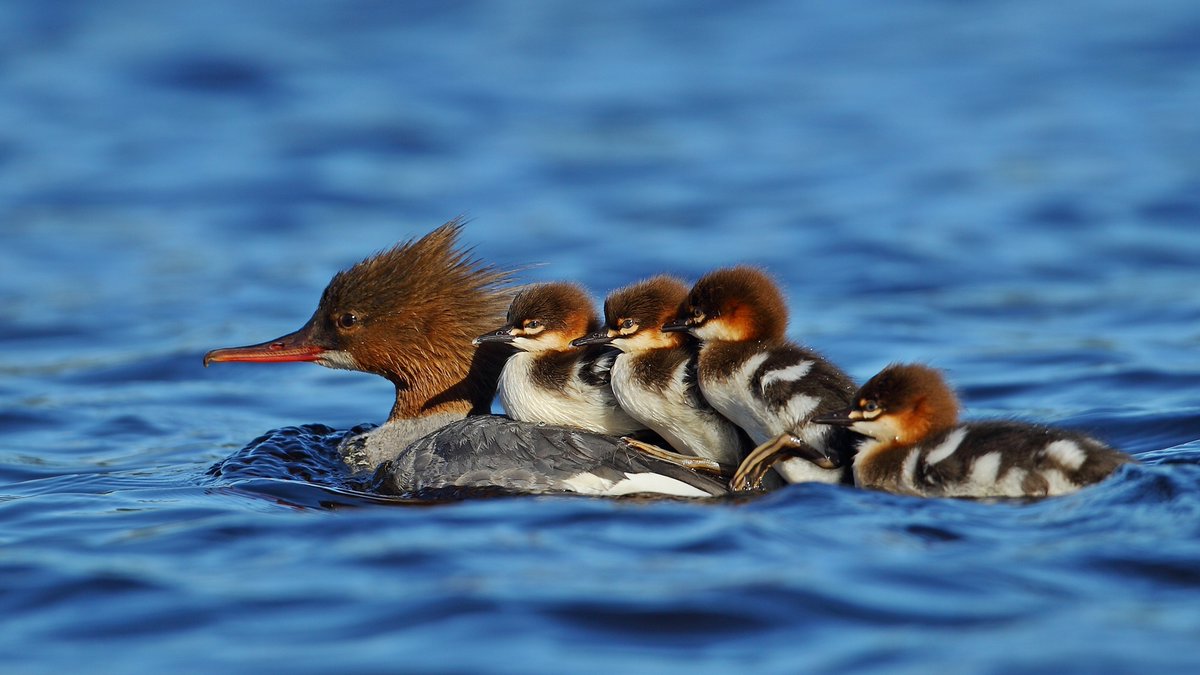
[610,353,743,466]
[498,350,642,435]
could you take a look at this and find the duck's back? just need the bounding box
[858,421,1133,498]
[698,340,855,444]
[372,415,728,498]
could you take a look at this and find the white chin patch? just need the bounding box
[316,350,359,371]
[692,322,740,342]
[612,332,666,353]
[609,338,633,353]
[850,417,899,443]
[513,336,565,352]
[511,336,541,352]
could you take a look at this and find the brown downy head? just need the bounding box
[662,266,788,343]
[473,282,600,353]
[204,219,515,421]
[571,275,691,353]
[816,363,960,447]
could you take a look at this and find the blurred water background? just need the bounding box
[3,0,1200,672]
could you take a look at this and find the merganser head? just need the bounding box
[474,282,600,353]
[816,363,960,446]
[571,275,690,353]
[661,266,788,343]
[204,219,514,421]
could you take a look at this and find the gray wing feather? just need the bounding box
[381,415,727,497]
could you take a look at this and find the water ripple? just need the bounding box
[5,0,1200,671]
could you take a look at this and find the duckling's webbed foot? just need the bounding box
[731,433,841,491]
[621,437,729,477]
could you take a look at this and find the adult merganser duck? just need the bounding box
[473,282,644,435]
[572,276,748,472]
[662,266,858,490]
[204,221,726,498]
[811,363,1135,498]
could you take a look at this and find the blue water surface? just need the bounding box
[3,0,1200,672]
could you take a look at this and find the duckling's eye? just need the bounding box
[620,318,635,330]
[863,400,880,413]
[691,308,704,320]
[525,320,541,330]
[337,313,359,329]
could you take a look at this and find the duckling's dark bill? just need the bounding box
[570,332,615,346]
[472,329,517,345]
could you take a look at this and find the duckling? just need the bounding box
[572,276,749,473]
[814,363,1135,498]
[663,266,858,489]
[474,282,645,435]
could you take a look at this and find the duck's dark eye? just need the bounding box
[863,400,879,413]
[620,318,635,330]
[525,320,541,330]
[337,313,358,329]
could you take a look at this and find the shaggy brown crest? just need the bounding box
[205,219,515,421]
[857,363,960,442]
[604,276,690,331]
[683,266,789,341]
[505,282,600,337]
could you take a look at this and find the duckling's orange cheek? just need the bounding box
[893,409,931,445]
[539,332,578,351]
[725,305,757,340]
